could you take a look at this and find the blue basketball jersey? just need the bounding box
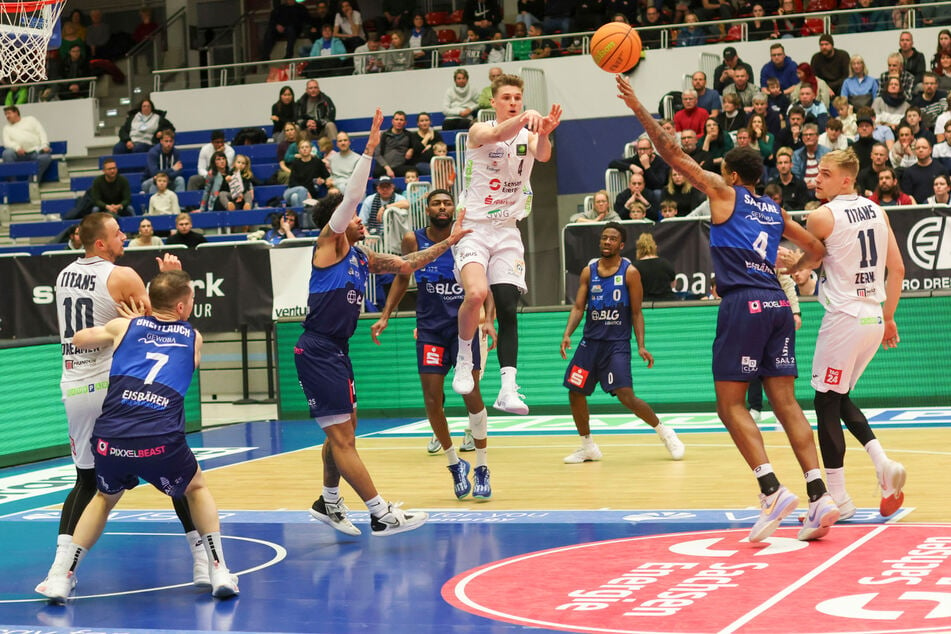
[95,317,196,438]
[302,246,369,343]
[709,186,784,295]
[583,258,632,341]
[414,228,463,334]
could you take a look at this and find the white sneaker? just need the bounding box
[36,570,76,603]
[564,443,602,464]
[193,554,211,586]
[210,564,239,599]
[370,502,428,536]
[310,496,362,536]
[797,493,840,541]
[836,495,857,521]
[749,408,762,423]
[749,486,799,542]
[879,459,906,517]
[452,358,474,395]
[426,434,442,454]
[459,428,475,452]
[659,428,685,460]
[494,386,528,415]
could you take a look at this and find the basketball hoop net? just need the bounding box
[0,0,67,82]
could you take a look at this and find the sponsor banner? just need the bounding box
[563,220,712,303]
[269,244,313,321]
[0,245,272,340]
[890,206,951,291]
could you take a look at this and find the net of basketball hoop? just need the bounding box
[0,0,67,82]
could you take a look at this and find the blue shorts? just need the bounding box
[417,329,481,376]
[712,288,798,382]
[295,331,357,418]
[563,338,632,396]
[92,432,197,497]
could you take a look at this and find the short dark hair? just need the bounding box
[787,105,806,119]
[602,221,626,243]
[211,129,225,141]
[3,105,19,115]
[724,146,765,186]
[314,191,343,228]
[426,188,454,205]
[149,270,193,311]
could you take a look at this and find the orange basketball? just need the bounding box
[590,22,642,74]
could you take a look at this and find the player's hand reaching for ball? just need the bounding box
[538,104,563,135]
[616,74,640,110]
[156,253,182,272]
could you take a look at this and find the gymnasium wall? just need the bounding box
[0,342,203,468]
[274,295,951,420]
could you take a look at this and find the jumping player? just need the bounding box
[37,213,208,597]
[36,270,239,602]
[299,108,470,536]
[616,74,838,542]
[452,73,563,415]
[781,149,907,519]
[560,222,684,464]
[371,189,496,500]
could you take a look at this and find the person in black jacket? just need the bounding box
[112,98,174,154]
[59,44,90,100]
[260,0,311,60]
[295,79,337,142]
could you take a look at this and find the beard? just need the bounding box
[431,216,453,229]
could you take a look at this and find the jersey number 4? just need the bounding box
[62,297,94,338]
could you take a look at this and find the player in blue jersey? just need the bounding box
[36,270,239,603]
[371,189,497,501]
[298,109,472,537]
[560,222,684,464]
[616,74,838,542]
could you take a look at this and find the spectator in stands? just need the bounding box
[133,7,158,43]
[296,80,337,143]
[904,108,935,145]
[722,67,758,110]
[87,158,134,217]
[383,30,414,72]
[199,151,233,211]
[517,0,544,28]
[59,9,87,59]
[748,113,775,168]
[142,130,184,194]
[329,131,361,192]
[528,23,555,59]
[307,23,347,74]
[408,13,438,68]
[702,116,733,172]
[846,0,888,34]
[912,73,948,129]
[768,146,809,211]
[2,105,52,183]
[927,173,951,204]
[931,30,951,73]
[128,218,163,248]
[751,93,782,138]
[870,166,915,205]
[902,137,947,203]
[461,29,486,66]
[626,199,651,222]
[333,0,366,52]
[353,32,386,73]
[2,84,27,107]
[879,53,916,102]
[636,4,666,50]
[899,31,927,84]
[833,96,856,137]
[810,34,849,96]
[761,43,798,95]
[574,0,605,32]
[260,0,310,60]
[692,71,721,119]
[937,53,951,92]
[747,4,777,41]
[658,199,679,221]
[186,130,235,191]
[59,44,90,100]
[510,21,532,61]
[464,0,502,39]
[570,190,621,223]
[775,105,805,152]
[841,55,878,110]
[376,0,415,33]
[307,1,335,38]
[67,225,83,249]
[283,139,329,208]
[791,63,831,111]
[373,110,414,177]
[147,172,181,215]
[270,86,296,141]
[475,66,503,116]
[792,123,827,198]
[614,171,657,221]
[165,212,207,248]
[852,111,879,171]
[662,169,705,216]
[226,155,255,210]
[856,142,890,196]
[933,121,951,170]
[276,122,301,184]
[633,233,676,301]
[774,0,804,39]
[113,99,173,154]
[764,77,790,123]
[680,129,710,170]
[717,93,747,137]
[673,90,708,137]
[676,13,705,47]
[265,209,303,244]
[608,137,669,194]
[793,84,829,132]
[85,9,111,59]
[873,76,910,132]
[818,118,848,151]
[358,175,408,235]
[543,0,575,37]
[411,112,444,174]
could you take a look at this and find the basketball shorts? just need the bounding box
[295,331,357,419]
[812,307,884,394]
[92,432,197,497]
[712,288,798,382]
[62,376,110,470]
[563,338,633,396]
[417,328,481,376]
[453,218,526,293]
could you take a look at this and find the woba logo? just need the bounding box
[907,217,951,270]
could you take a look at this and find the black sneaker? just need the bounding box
[310,496,362,536]
[370,503,428,537]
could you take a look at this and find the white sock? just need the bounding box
[500,366,517,390]
[753,462,774,477]
[50,534,73,570]
[825,467,848,503]
[865,439,888,472]
[457,337,473,363]
[475,447,488,468]
[581,434,596,447]
[203,532,228,570]
[654,423,669,435]
[54,543,86,575]
[445,446,459,466]
[186,530,204,558]
[804,468,822,483]
[365,495,388,517]
[322,486,341,504]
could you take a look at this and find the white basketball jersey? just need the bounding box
[817,194,889,316]
[56,256,118,385]
[462,122,535,222]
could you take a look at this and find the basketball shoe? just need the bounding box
[749,486,799,542]
[209,563,239,599]
[460,428,475,452]
[370,503,429,536]
[658,427,685,460]
[452,359,474,395]
[448,458,472,499]
[310,496,362,536]
[836,495,857,521]
[797,493,840,541]
[472,465,492,500]
[564,442,602,464]
[494,385,528,415]
[36,570,76,603]
[426,434,442,454]
[878,459,906,516]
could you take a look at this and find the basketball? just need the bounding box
[590,23,642,74]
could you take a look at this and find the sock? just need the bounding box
[365,495,388,517]
[754,463,779,496]
[475,447,488,468]
[55,543,86,575]
[50,534,73,571]
[468,408,488,440]
[457,337,473,363]
[500,366,517,390]
[445,446,459,466]
[186,530,204,559]
[805,471,827,503]
[654,423,669,436]
[825,467,847,503]
[581,434,596,448]
[322,486,341,504]
[203,532,228,570]
[864,439,888,472]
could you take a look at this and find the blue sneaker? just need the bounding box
[749,486,799,542]
[797,493,840,541]
[448,459,471,499]
[472,465,492,500]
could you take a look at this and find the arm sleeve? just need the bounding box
[329,153,372,233]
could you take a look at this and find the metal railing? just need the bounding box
[123,6,188,102]
[0,75,97,104]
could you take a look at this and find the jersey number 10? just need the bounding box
[62,297,94,338]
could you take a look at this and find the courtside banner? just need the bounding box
[269,243,313,321]
[886,205,951,292]
[563,219,713,303]
[0,245,273,340]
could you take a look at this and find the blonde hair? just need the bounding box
[233,154,253,180]
[666,169,693,195]
[849,55,866,77]
[636,232,658,259]
[820,148,860,180]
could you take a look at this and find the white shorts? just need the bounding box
[62,380,109,469]
[811,308,884,394]
[452,218,526,293]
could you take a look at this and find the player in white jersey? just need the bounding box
[451,73,562,415]
[782,149,907,520]
[37,213,211,596]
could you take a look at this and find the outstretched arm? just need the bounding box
[73,317,131,349]
[370,231,416,344]
[365,209,472,275]
[529,104,563,162]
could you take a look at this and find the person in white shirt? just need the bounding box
[328,131,361,192]
[818,118,850,151]
[148,173,182,215]
[186,130,235,190]
[2,105,52,182]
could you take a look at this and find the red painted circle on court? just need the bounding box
[442,525,951,633]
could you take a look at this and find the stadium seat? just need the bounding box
[440,49,461,66]
[725,25,743,41]
[448,9,463,24]
[802,18,825,35]
[437,29,457,44]
[426,11,449,25]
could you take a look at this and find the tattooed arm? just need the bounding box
[364,209,472,275]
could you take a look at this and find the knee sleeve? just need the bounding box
[840,392,876,446]
[491,283,520,368]
[814,390,847,469]
[59,467,98,536]
[468,408,488,440]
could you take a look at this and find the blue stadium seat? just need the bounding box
[41,198,78,215]
[0,181,30,203]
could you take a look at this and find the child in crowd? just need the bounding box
[226,155,255,211]
[626,199,652,222]
[148,172,181,215]
[832,96,856,137]
[431,141,455,189]
[659,199,679,220]
[766,77,790,120]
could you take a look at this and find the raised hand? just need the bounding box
[538,104,563,135]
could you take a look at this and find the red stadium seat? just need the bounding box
[437,29,457,44]
[448,9,464,24]
[725,24,743,41]
[379,33,392,48]
[440,48,461,66]
[806,0,837,11]
[426,11,449,25]
[838,0,856,7]
[802,18,825,35]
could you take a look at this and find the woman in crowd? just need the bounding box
[931,29,951,72]
[276,122,301,185]
[283,139,330,208]
[661,169,706,216]
[127,218,164,248]
[873,76,910,131]
[200,151,233,211]
[411,112,445,175]
[747,113,775,171]
[633,233,677,302]
[936,52,951,92]
[747,4,777,41]
[702,117,733,171]
[270,86,296,141]
[570,190,622,223]
[408,13,438,68]
[927,174,951,205]
[264,209,304,245]
[333,0,365,52]
[840,55,878,110]
[790,63,831,109]
[890,124,918,169]
[383,30,413,72]
[113,98,174,154]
